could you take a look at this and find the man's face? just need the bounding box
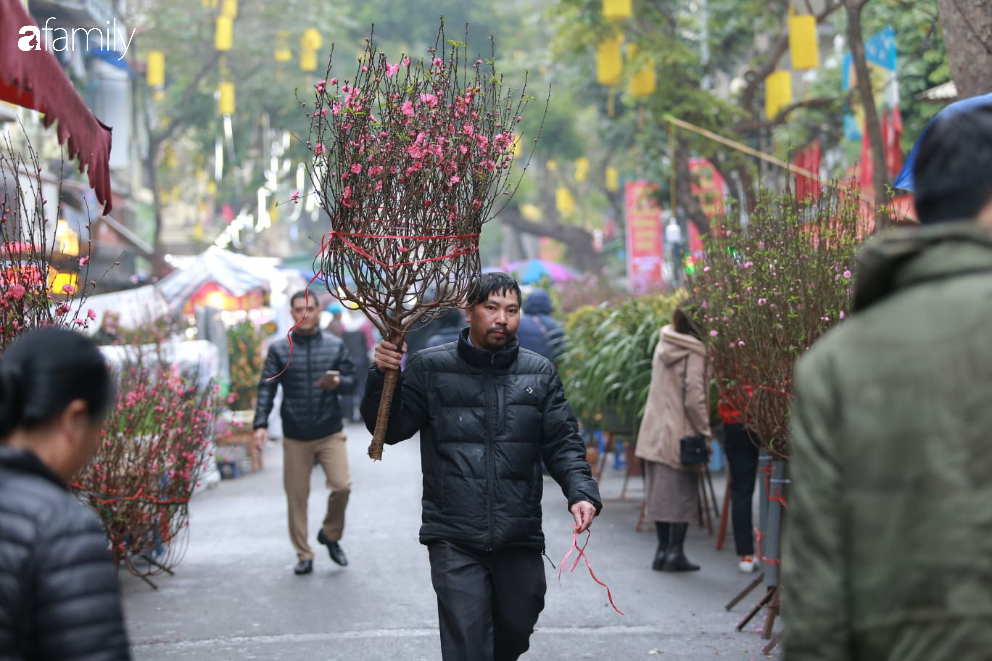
[291,296,320,333]
[466,290,520,351]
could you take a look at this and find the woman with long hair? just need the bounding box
[0,328,130,659]
[635,307,712,572]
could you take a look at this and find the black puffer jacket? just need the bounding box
[255,330,356,441]
[0,447,130,660]
[361,329,602,551]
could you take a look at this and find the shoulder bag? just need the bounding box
[678,355,709,465]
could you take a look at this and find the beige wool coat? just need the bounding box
[635,325,712,472]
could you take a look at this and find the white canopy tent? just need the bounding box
[82,284,171,331]
[157,247,283,310]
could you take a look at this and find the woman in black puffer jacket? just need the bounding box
[0,328,130,660]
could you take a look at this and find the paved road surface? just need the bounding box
[122,422,779,660]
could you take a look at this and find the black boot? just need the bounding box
[662,523,700,572]
[652,522,670,571]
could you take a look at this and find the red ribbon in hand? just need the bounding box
[558,526,624,615]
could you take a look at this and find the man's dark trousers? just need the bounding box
[723,423,759,556]
[428,541,547,661]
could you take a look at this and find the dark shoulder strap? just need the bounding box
[680,355,701,436]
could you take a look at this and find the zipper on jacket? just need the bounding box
[486,366,496,552]
[306,339,314,425]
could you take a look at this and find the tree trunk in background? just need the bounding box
[497,206,604,272]
[145,143,166,275]
[846,0,890,224]
[937,0,992,99]
[674,137,712,235]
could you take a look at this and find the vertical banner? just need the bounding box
[688,157,727,219]
[688,157,726,254]
[624,180,664,293]
[842,26,898,141]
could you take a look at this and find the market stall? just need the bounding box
[0,0,114,214]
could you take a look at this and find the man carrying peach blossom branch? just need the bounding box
[361,272,601,661]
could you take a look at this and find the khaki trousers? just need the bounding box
[283,432,351,561]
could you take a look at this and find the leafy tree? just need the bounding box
[546,0,956,239]
[128,0,352,266]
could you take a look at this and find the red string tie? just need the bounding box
[753,525,779,565]
[269,229,482,380]
[70,484,191,506]
[558,526,624,616]
[769,476,790,511]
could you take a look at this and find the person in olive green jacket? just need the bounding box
[785,104,992,661]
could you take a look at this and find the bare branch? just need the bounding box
[734,94,850,132]
[149,53,221,150]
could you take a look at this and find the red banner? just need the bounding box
[688,157,726,254]
[689,157,727,220]
[624,181,663,293]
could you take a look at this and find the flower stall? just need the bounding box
[689,185,866,645]
[72,362,218,585]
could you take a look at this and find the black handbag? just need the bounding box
[678,356,710,465]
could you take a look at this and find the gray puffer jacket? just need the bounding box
[0,447,130,660]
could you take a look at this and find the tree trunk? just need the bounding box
[143,127,169,276]
[146,146,164,271]
[846,0,890,223]
[674,137,712,235]
[497,207,604,272]
[937,0,992,99]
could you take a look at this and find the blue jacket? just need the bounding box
[516,290,565,362]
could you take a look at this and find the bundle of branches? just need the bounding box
[305,22,541,460]
[0,133,100,349]
[689,187,867,457]
[72,363,217,582]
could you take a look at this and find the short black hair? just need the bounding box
[0,328,113,437]
[466,272,522,307]
[913,104,992,225]
[290,290,314,308]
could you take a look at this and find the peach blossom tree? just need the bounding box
[303,22,543,460]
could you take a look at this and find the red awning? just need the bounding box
[0,0,114,214]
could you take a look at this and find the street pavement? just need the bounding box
[122,421,780,660]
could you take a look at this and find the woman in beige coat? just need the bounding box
[635,307,711,572]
